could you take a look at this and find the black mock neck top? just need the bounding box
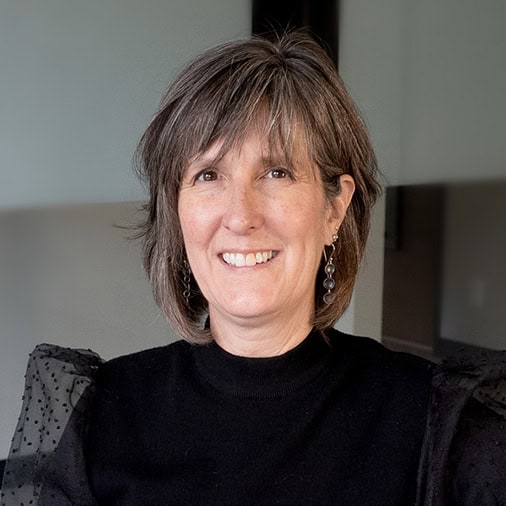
[84,328,434,505]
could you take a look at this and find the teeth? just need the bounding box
[222,251,275,267]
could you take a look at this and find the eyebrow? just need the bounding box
[184,140,299,177]
[189,150,218,165]
[184,152,222,176]
[262,152,288,165]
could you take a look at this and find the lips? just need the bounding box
[221,251,277,267]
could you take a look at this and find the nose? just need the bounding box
[222,182,264,234]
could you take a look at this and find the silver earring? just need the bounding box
[323,232,338,305]
[183,259,191,306]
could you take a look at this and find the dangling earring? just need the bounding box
[183,259,191,306]
[323,232,338,305]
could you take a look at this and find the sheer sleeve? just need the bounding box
[0,344,103,506]
[416,348,506,505]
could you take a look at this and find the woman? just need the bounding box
[2,32,505,505]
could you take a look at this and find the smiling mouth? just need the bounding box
[221,251,278,267]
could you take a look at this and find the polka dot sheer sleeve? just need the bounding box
[1,344,102,506]
[417,348,506,505]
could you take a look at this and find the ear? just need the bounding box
[325,174,355,245]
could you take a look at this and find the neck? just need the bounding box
[209,310,313,358]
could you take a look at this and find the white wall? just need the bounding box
[0,0,250,209]
[339,0,405,186]
[400,0,506,184]
[339,0,506,187]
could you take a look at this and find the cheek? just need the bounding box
[180,217,205,252]
[179,213,198,257]
[293,196,329,238]
[179,195,204,234]
[179,199,218,256]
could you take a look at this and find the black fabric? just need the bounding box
[416,348,506,505]
[2,334,505,505]
[0,345,102,506]
[84,329,434,505]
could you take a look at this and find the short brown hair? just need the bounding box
[135,31,381,344]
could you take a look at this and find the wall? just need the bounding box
[381,182,506,352]
[382,186,444,347]
[348,194,386,339]
[339,0,506,186]
[440,182,506,349]
[0,0,250,209]
[400,0,506,184]
[334,195,386,339]
[338,0,403,339]
[338,0,404,186]
[0,203,178,458]
[338,0,506,341]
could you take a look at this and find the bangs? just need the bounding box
[176,60,317,179]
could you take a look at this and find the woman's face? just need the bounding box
[178,129,354,332]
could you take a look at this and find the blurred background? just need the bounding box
[1,0,505,459]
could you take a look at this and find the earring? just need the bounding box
[323,232,338,305]
[183,259,191,306]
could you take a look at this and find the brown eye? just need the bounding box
[267,168,289,179]
[196,169,218,182]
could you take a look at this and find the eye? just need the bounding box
[195,169,218,182]
[266,167,290,179]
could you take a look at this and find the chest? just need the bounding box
[89,373,427,505]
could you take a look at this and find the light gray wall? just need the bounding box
[440,182,506,349]
[335,195,386,341]
[339,0,506,186]
[0,0,250,209]
[338,0,402,339]
[339,0,404,186]
[0,203,177,458]
[400,0,506,184]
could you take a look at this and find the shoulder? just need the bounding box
[448,398,506,504]
[326,327,435,384]
[85,340,196,462]
[2,344,104,504]
[95,339,193,394]
[101,339,191,370]
[417,348,506,505]
[324,328,435,424]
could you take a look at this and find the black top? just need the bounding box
[84,329,434,505]
[2,334,506,505]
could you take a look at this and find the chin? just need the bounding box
[212,294,279,321]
